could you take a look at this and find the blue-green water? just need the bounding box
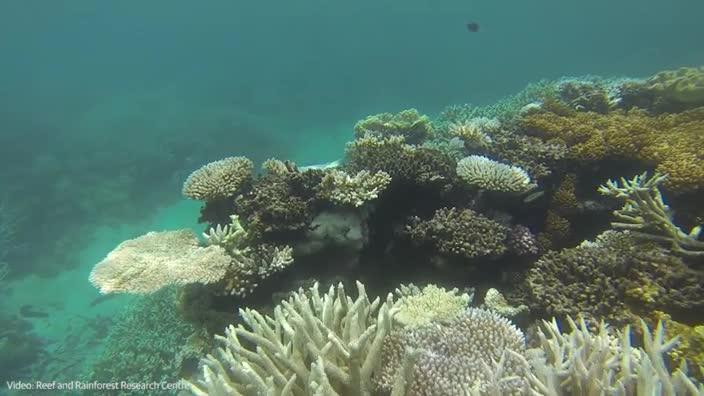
[1,1,704,395]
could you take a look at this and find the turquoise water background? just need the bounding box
[1,0,703,392]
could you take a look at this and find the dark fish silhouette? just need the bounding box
[466,22,480,32]
[20,304,49,318]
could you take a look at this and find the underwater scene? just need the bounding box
[2,1,704,395]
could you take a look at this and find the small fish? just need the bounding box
[20,304,49,318]
[466,22,480,32]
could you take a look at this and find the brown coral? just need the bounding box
[234,167,323,240]
[345,134,455,186]
[406,207,508,261]
[527,231,704,328]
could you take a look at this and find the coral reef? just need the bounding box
[182,156,253,200]
[186,282,394,395]
[89,229,232,294]
[316,169,391,207]
[520,106,704,192]
[406,207,509,261]
[646,66,704,107]
[353,108,433,145]
[84,287,207,395]
[528,230,704,327]
[456,155,536,193]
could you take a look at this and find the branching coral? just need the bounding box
[448,117,496,149]
[203,215,294,297]
[515,316,704,395]
[456,155,536,193]
[406,207,509,261]
[653,311,704,381]
[317,169,391,207]
[182,156,253,200]
[186,282,395,395]
[520,107,704,192]
[85,287,206,389]
[599,172,704,257]
[354,108,433,145]
[89,229,232,294]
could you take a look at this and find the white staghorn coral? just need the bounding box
[515,316,704,395]
[599,171,704,257]
[186,281,395,395]
[89,229,232,294]
[457,155,535,193]
[182,156,253,200]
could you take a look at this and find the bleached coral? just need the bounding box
[202,215,247,253]
[519,316,704,395]
[393,284,472,328]
[457,155,536,193]
[89,229,232,294]
[599,172,704,257]
[186,281,395,395]
[182,156,253,200]
[317,169,391,207]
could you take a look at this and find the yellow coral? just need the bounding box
[647,66,704,105]
[520,107,704,192]
[652,311,704,380]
